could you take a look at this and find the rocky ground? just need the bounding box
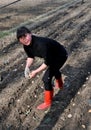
[0,0,91,130]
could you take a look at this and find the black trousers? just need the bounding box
[42,56,68,91]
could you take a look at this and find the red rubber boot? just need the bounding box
[55,77,63,89]
[37,90,53,110]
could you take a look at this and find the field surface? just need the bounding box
[0,0,91,130]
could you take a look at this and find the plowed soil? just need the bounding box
[0,0,91,130]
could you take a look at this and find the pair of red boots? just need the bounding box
[37,77,63,110]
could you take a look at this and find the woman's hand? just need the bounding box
[29,70,37,79]
[29,63,47,79]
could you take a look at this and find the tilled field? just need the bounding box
[0,0,91,130]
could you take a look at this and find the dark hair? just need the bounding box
[16,26,31,40]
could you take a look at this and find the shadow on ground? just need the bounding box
[35,63,91,130]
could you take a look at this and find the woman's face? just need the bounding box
[19,33,32,45]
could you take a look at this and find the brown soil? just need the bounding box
[0,0,91,130]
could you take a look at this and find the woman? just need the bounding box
[16,26,68,110]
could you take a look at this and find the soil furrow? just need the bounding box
[0,0,91,129]
[52,76,91,130]
[0,59,44,123]
[1,17,91,130]
[32,1,90,40]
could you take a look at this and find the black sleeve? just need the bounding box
[44,58,49,66]
[23,45,34,58]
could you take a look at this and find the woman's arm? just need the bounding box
[24,57,34,78]
[26,57,34,68]
[29,63,47,79]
